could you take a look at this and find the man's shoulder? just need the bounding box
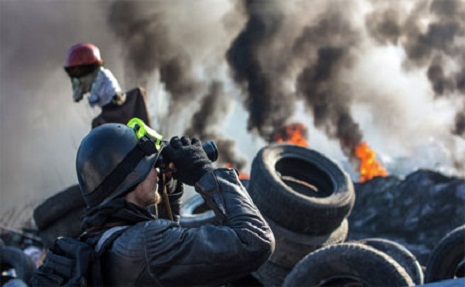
[111,220,180,252]
[117,219,179,239]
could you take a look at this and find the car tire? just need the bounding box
[283,243,414,287]
[425,224,465,283]
[0,246,37,283]
[180,193,219,228]
[266,215,348,269]
[37,207,84,248]
[358,237,424,285]
[248,144,355,235]
[252,260,291,287]
[33,184,85,230]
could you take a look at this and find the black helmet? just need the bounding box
[76,123,157,208]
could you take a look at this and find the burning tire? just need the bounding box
[425,224,465,283]
[357,238,424,285]
[283,243,415,287]
[248,144,355,235]
[0,246,37,284]
[33,184,85,230]
[180,193,219,228]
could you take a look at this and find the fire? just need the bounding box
[354,142,387,182]
[225,163,250,180]
[272,123,308,147]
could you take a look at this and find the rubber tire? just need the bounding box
[0,246,37,283]
[358,238,424,285]
[283,243,414,287]
[180,193,219,228]
[37,207,84,248]
[252,260,291,287]
[33,184,85,230]
[248,144,355,235]
[179,179,249,228]
[425,224,465,283]
[266,215,348,269]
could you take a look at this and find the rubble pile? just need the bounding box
[348,169,465,264]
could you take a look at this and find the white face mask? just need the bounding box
[71,73,97,102]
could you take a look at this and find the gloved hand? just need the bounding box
[162,136,213,186]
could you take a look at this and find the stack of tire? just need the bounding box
[33,184,86,248]
[247,144,355,286]
[424,224,465,284]
[282,240,418,286]
[283,224,465,286]
[0,241,36,286]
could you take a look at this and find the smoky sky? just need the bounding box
[366,0,465,135]
[105,0,465,164]
[3,0,465,223]
[107,1,205,108]
[226,0,295,140]
[185,81,247,170]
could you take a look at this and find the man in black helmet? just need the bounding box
[75,123,275,286]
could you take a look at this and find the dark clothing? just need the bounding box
[81,168,275,286]
[92,87,151,129]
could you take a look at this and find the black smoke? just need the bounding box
[366,0,465,135]
[185,81,247,170]
[107,1,204,112]
[107,1,248,168]
[227,2,366,159]
[291,11,363,156]
[226,0,295,140]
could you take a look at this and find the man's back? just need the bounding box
[101,169,274,286]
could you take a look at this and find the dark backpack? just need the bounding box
[29,226,128,287]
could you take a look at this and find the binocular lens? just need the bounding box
[202,140,218,162]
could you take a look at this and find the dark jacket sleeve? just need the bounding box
[144,168,275,286]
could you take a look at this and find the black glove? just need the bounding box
[163,136,214,186]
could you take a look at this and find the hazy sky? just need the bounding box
[1,0,465,227]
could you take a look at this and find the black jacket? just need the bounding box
[101,168,275,286]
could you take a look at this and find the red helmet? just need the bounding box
[64,42,103,68]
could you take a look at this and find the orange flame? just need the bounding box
[354,142,387,182]
[225,163,250,180]
[273,123,308,147]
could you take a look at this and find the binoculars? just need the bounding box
[155,139,219,169]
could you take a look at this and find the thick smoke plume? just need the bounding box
[4,0,465,223]
[293,15,363,157]
[227,1,365,159]
[185,81,247,170]
[366,0,465,135]
[226,0,465,165]
[107,1,246,169]
[107,1,205,117]
[226,1,295,139]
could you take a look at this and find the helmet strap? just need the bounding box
[86,143,155,207]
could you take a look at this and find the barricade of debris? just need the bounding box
[348,168,465,265]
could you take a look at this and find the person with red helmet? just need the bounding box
[64,42,151,129]
[64,42,123,108]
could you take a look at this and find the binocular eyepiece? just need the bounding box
[155,140,219,169]
[199,140,219,162]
